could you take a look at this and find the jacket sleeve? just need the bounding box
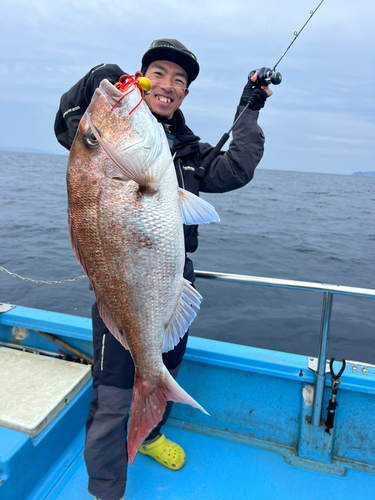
[198,106,265,193]
[54,63,127,150]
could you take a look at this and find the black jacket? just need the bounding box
[54,64,265,281]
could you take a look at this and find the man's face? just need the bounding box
[136,60,189,120]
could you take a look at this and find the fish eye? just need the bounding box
[86,129,100,146]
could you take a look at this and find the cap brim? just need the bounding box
[142,47,200,84]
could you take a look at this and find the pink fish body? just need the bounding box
[67,79,219,464]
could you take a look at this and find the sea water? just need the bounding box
[0,151,374,363]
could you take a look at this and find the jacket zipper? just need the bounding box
[100,333,106,370]
[177,159,185,189]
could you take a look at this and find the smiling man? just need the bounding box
[138,61,189,118]
[55,38,272,500]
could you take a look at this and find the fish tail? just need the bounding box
[127,367,208,465]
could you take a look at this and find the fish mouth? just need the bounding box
[99,79,124,106]
[99,78,146,115]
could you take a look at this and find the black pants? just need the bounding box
[84,302,189,500]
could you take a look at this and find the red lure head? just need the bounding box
[111,75,145,114]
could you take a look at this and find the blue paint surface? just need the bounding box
[1,306,375,499]
[28,426,375,500]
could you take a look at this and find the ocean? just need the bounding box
[1,151,374,364]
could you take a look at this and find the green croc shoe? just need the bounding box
[138,433,186,470]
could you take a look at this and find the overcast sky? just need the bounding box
[1,0,374,174]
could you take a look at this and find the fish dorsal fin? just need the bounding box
[87,114,169,189]
[162,279,203,352]
[178,188,220,225]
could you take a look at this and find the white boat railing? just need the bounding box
[195,270,375,426]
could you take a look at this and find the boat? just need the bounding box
[1,270,375,500]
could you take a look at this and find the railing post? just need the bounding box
[311,291,334,426]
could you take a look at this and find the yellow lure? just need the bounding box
[137,77,152,92]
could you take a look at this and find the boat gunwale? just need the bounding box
[194,270,375,298]
[1,304,375,395]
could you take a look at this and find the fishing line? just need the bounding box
[150,83,188,90]
[263,0,273,65]
[0,265,86,285]
[272,0,326,72]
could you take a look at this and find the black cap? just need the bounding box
[141,39,199,86]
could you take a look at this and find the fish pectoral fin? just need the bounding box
[127,367,208,465]
[96,296,129,350]
[162,279,203,353]
[178,188,220,225]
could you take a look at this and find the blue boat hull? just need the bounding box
[1,304,375,499]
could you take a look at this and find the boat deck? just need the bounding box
[1,305,375,500]
[27,425,375,500]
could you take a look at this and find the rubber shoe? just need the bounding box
[138,433,186,470]
[94,498,123,500]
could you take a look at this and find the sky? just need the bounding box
[1,0,374,175]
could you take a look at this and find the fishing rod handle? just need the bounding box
[194,132,230,181]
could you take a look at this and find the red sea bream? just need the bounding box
[66,78,219,464]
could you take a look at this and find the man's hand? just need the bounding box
[250,71,273,97]
[239,71,273,110]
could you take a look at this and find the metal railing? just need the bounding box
[195,270,375,426]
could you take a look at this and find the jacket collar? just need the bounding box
[155,109,200,155]
[171,109,201,155]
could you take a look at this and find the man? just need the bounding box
[54,38,272,500]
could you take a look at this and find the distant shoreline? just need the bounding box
[351,171,375,177]
[0,148,374,176]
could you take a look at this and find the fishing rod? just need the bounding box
[194,0,326,181]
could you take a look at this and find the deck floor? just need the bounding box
[40,425,375,500]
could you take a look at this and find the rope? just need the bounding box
[0,266,86,285]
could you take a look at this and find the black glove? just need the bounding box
[239,80,268,110]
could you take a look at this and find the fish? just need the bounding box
[66,78,219,465]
